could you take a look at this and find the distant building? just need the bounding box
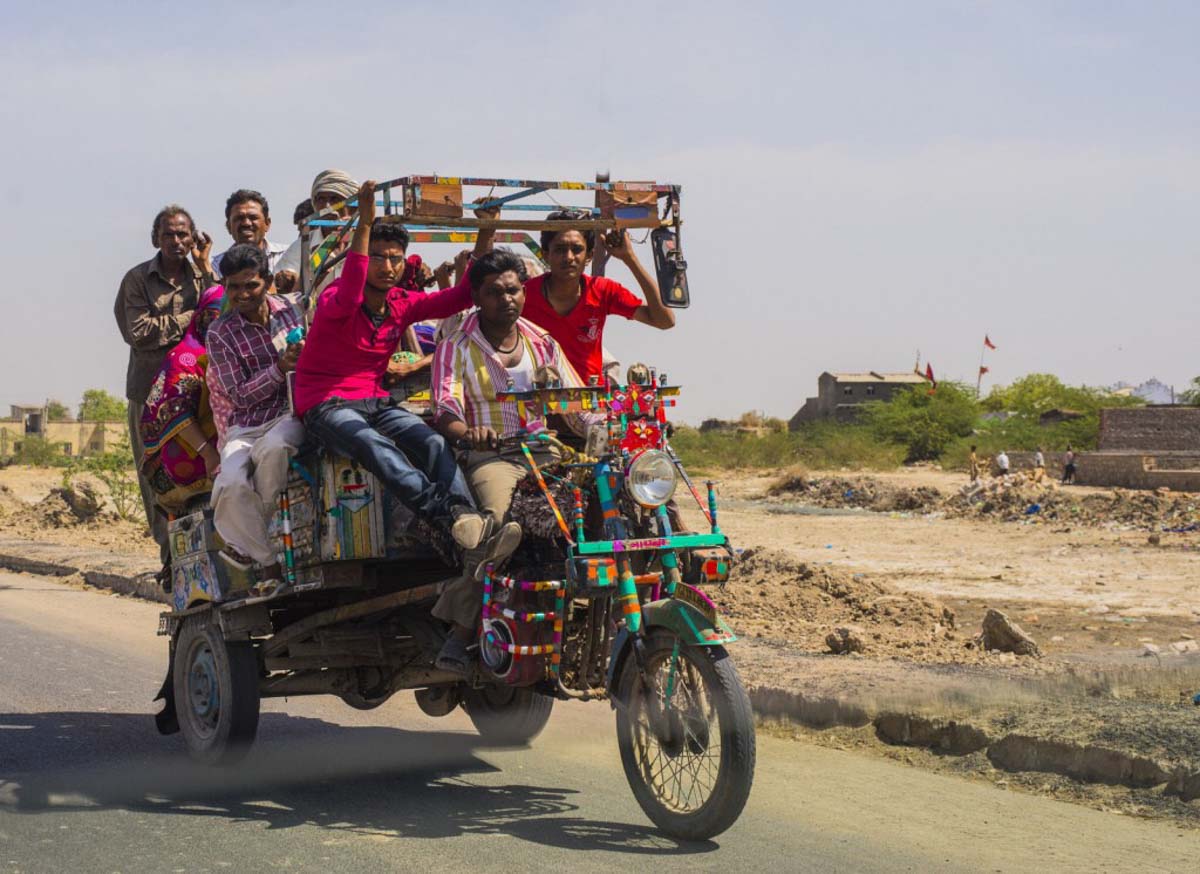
[790,371,927,429]
[0,403,127,458]
[1109,378,1175,405]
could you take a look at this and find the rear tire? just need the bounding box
[616,630,756,841]
[461,684,553,745]
[173,614,261,765]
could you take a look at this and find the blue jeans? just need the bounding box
[304,397,474,523]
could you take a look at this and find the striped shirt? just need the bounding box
[432,314,595,438]
[207,294,303,429]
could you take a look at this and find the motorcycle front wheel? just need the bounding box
[615,630,756,841]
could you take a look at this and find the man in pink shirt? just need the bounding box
[294,181,491,552]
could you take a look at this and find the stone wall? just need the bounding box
[1098,407,1200,451]
[1074,451,1200,491]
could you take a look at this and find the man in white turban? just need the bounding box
[274,168,361,285]
[310,169,359,212]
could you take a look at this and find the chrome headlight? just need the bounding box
[626,449,679,507]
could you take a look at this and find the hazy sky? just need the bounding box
[1,1,1197,423]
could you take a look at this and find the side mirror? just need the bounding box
[651,227,690,309]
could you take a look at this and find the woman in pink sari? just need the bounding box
[139,286,225,513]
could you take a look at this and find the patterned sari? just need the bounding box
[139,286,225,512]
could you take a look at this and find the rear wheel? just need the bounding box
[616,630,756,841]
[173,614,261,765]
[461,684,553,745]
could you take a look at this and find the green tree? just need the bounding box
[45,399,72,421]
[1179,377,1200,406]
[13,436,68,466]
[980,373,1141,416]
[860,382,979,462]
[78,389,128,422]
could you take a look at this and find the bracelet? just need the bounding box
[195,440,209,454]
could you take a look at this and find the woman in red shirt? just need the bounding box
[481,209,675,382]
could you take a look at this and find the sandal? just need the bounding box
[435,635,472,676]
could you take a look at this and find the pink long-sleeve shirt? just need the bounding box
[293,252,473,416]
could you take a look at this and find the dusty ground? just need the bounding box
[6,460,1198,666]
[0,466,158,557]
[672,465,1200,823]
[4,462,1199,821]
[676,469,1200,663]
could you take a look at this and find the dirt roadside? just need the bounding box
[675,467,1200,824]
[3,463,1199,824]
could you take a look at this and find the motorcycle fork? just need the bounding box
[596,467,644,635]
[664,639,681,700]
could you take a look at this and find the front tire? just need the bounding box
[461,684,553,745]
[173,614,261,765]
[616,630,756,841]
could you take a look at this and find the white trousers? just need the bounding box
[212,415,305,565]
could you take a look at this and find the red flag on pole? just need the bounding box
[984,335,996,350]
[979,365,989,376]
[925,363,935,383]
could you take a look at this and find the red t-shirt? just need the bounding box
[521,274,642,380]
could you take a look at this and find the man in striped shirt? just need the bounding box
[206,244,305,578]
[430,249,595,673]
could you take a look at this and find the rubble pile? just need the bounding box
[2,485,107,529]
[770,473,1200,532]
[768,476,942,514]
[946,478,1200,531]
[711,547,968,661]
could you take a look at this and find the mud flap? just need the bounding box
[606,599,736,708]
[640,597,737,647]
[154,646,179,735]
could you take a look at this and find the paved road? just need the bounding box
[1,571,1198,873]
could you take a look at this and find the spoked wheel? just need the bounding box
[172,614,261,765]
[461,684,554,745]
[616,630,756,841]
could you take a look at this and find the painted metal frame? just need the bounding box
[298,173,684,301]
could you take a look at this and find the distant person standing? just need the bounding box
[1032,447,1047,484]
[212,189,288,277]
[968,445,981,483]
[1062,445,1077,484]
[114,205,214,584]
[995,450,1010,477]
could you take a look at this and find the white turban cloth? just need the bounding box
[310,169,359,205]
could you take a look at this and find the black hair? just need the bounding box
[468,249,528,291]
[539,208,595,255]
[225,189,270,220]
[220,243,272,280]
[369,219,410,251]
[293,198,314,227]
[151,205,195,245]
